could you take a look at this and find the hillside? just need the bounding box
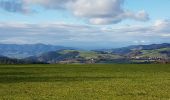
[0,43,170,64]
[0,44,74,58]
[0,56,25,64]
[0,55,46,64]
[26,50,125,64]
[99,43,170,55]
[31,43,170,64]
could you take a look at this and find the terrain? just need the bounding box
[26,43,170,64]
[0,44,74,58]
[0,64,170,100]
[0,43,170,64]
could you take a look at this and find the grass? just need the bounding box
[59,50,99,59]
[78,51,98,59]
[140,48,170,58]
[59,50,123,59]
[0,64,170,100]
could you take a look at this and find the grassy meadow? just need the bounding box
[0,64,170,100]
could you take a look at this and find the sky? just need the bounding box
[0,0,170,49]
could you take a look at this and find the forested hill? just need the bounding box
[0,44,74,58]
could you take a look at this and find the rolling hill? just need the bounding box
[0,55,26,64]
[29,43,170,64]
[98,43,170,55]
[0,43,170,64]
[0,44,74,58]
[25,50,125,64]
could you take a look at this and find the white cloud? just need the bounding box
[24,0,71,9]
[70,0,123,17]
[124,10,149,21]
[0,0,149,25]
[153,19,170,33]
[0,19,169,47]
[0,37,31,44]
[161,34,170,37]
[89,17,122,25]
[69,0,149,24]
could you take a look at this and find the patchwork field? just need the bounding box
[0,64,170,100]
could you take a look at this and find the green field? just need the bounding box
[0,64,170,100]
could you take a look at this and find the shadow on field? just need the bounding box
[0,72,36,76]
[0,76,115,83]
[0,71,120,83]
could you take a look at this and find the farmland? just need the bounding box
[0,64,170,100]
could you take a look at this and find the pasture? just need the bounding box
[0,64,170,100]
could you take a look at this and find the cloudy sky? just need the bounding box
[0,0,170,49]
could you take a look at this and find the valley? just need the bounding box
[0,43,170,64]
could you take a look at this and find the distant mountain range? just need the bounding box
[96,43,170,55]
[0,43,170,64]
[0,55,45,64]
[0,44,74,58]
[0,56,23,64]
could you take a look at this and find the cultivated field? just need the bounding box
[0,64,170,100]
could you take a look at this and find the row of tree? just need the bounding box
[0,56,46,64]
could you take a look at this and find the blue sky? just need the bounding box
[0,0,170,49]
